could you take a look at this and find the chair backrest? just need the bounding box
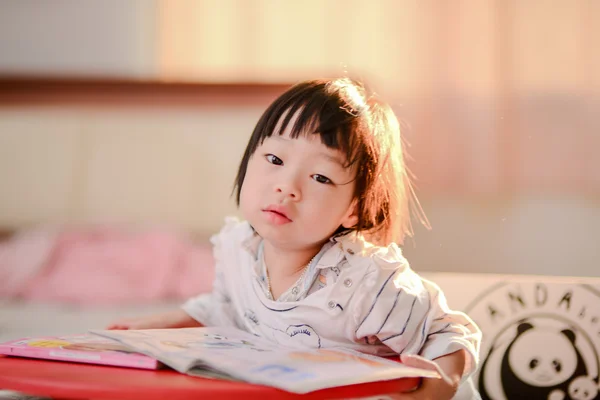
[422,272,600,400]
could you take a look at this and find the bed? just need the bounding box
[0,226,214,343]
[2,226,599,400]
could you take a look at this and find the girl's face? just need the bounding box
[240,129,358,253]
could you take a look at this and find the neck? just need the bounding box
[262,241,321,281]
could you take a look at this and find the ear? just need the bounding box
[517,321,534,335]
[561,328,576,344]
[340,199,359,229]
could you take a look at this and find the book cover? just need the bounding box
[0,333,160,370]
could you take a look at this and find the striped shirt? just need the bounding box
[183,217,481,396]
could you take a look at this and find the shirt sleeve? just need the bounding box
[181,218,240,328]
[351,256,481,379]
[417,278,482,380]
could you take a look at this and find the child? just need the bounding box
[109,78,481,399]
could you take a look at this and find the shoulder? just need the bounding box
[210,216,255,249]
[335,232,425,294]
[336,234,434,333]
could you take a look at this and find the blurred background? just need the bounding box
[0,0,598,277]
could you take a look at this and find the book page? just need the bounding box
[93,327,439,393]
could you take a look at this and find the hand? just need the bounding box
[388,352,464,400]
[107,309,203,330]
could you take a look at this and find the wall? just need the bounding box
[0,100,597,277]
[0,0,156,78]
[0,1,598,277]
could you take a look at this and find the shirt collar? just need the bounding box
[242,229,366,270]
[242,230,262,259]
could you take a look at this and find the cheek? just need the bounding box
[310,189,354,222]
[239,162,266,206]
[239,184,255,221]
[240,159,260,189]
[240,177,257,203]
[331,185,356,213]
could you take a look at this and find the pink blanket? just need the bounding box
[0,227,215,304]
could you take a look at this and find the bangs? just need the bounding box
[254,80,364,169]
[234,78,375,213]
[235,77,426,245]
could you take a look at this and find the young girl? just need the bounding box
[109,78,481,399]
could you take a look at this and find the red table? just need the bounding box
[0,356,419,399]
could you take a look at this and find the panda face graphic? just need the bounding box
[509,329,578,387]
[568,376,599,400]
[467,283,600,400]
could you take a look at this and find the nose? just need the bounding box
[274,179,301,201]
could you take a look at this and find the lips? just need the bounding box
[263,205,292,223]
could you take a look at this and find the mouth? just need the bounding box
[263,206,292,223]
[535,374,553,383]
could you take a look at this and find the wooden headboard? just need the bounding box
[0,76,290,107]
[0,76,293,234]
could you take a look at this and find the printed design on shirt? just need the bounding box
[222,293,232,303]
[465,282,600,400]
[264,323,322,349]
[286,324,321,348]
[311,258,350,293]
[244,309,260,326]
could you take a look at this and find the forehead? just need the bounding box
[273,107,315,137]
[268,132,348,166]
[254,84,365,171]
[273,107,352,158]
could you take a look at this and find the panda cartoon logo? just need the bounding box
[568,376,600,400]
[481,320,596,399]
[465,282,600,400]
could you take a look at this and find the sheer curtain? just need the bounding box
[157,0,599,196]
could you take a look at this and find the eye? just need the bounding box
[312,174,332,184]
[552,359,562,372]
[529,358,539,369]
[266,154,283,165]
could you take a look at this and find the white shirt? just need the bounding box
[183,217,481,393]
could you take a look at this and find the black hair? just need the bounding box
[233,77,427,245]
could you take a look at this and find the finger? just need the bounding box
[107,324,128,330]
[400,354,437,370]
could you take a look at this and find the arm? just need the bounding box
[179,218,245,328]
[109,218,244,330]
[107,309,203,330]
[416,279,481,381]
[108,264,234,330]
[430,350,466,392]
[386,350,465,400]
[351,265,480,396]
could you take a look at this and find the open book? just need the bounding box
[92,327,440,394]
[0,333,160,370]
